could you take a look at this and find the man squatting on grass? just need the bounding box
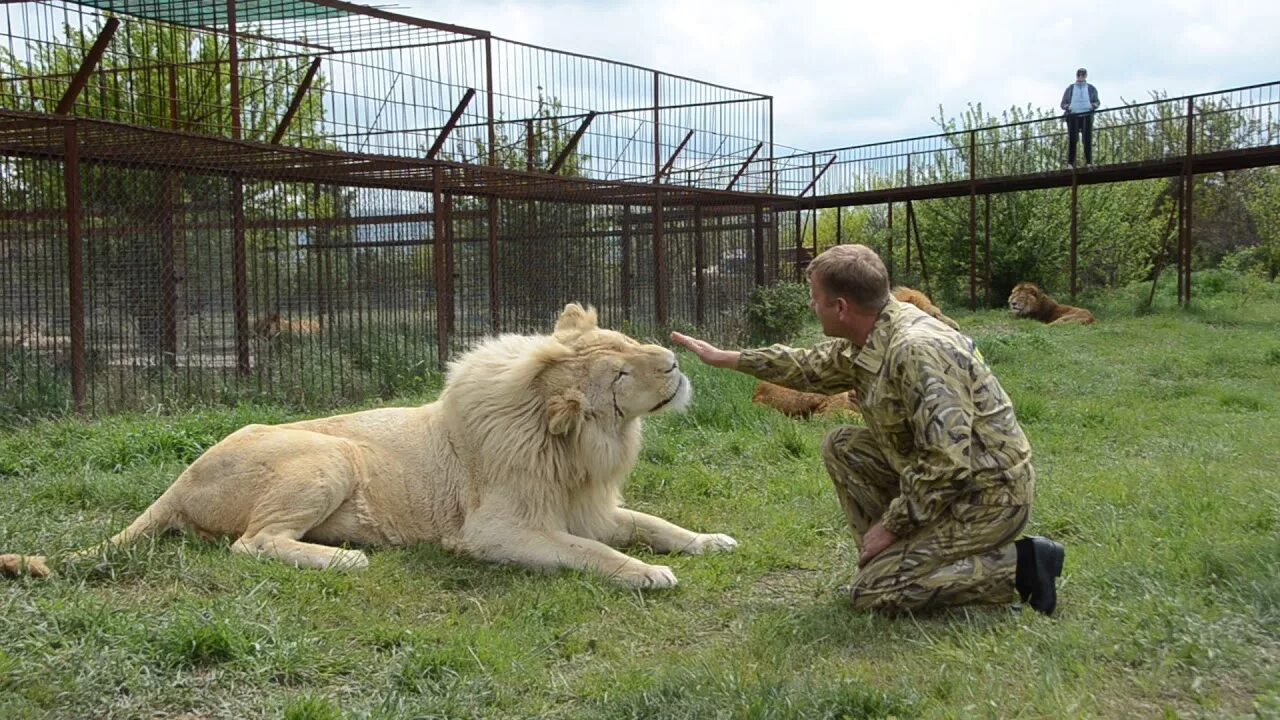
[671,244,1065,615]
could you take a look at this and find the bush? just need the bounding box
[743,282,811,345]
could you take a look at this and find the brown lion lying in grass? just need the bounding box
[891,286,960,330]
[253,312,321,340]
[1008,282,1095,326]
[752,382,859,419]
[750,286,954,419]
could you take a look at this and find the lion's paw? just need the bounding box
[328,548,370,571]
[616,562,678,590]
[685,533,738,555]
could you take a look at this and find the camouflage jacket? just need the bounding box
[737,299,1035,537]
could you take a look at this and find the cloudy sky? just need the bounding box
[398,0,1280,152]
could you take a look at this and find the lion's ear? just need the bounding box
[546,389,586,435]
[553,303,598,339]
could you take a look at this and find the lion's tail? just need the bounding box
[1,477,185,580]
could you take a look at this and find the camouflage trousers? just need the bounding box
[821,425,1029,614]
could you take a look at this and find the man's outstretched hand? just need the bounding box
[669,332,741,369]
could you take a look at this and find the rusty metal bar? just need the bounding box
[983,194,991,308]
[485,38,497,165]
[228,0,241,140]
[162,65,180,366]
[54,18,118,115]
[656,129,695,183]
[270,58,322,145]
[1176,176,1186,303]
[887,201,894,283]
[63,122,86,412]
[549,111,598,175]
[1070,169,1079,300]
[232,178,250,375]
[904,200,911,273]
[653,195,667,325]
[907,201,930,292]
[653,71,661,185]
[811,200,818,256]
[798,154,837,198]
[694,205,706,326]
[1183,98,1195,305]
[305,0,490,38]
[726,142,765,191]
[621,205,633,321]
[525,118,535,172]
[443,192,455,334]
[485,39,499,332]
[433,167,449,367]
[969,130,977,311]
[487,198,499,332]
[160,175,179,369]
[753,202,765,286]
[793,209,803,282]
[426,87,476,159]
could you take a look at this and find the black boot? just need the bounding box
[1015,536,1065,615]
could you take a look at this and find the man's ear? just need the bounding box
[554,303,598,340]
[546,389,586,435]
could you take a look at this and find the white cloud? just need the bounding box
[396,0,1280,150]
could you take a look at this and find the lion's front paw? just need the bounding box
[328,548,370,571]
[614,562,678,590]
[685,533,738,555]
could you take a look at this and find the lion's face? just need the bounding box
[545,304,691,432]
[1008,283,1045,317]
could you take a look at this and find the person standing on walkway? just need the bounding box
[1061,67,1100,166]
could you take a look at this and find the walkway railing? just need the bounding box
[769,81,1280,200]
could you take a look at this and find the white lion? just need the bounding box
[1,303,736,589]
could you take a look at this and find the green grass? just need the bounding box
[2,276,1279,718]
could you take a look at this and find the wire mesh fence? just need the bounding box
[3,2,1278,417]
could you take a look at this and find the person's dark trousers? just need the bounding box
[1066,112,1094,166]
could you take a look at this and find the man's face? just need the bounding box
[1077,72,1087,82]
[809,276,844,337]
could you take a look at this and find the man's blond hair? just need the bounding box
[805,244,890,311]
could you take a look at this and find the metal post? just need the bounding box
[162,65,180,367]
[886,201,894,283]
[1183,97,1195,305]
[621,206,632,321]
[969,130,977,311]
[432,167,449,367]
[485,39,500,332]
[904,200,912,275]
[228,0,241,140]
[443,192,455,335]
[64,122,86,413]
[835,206,842,244]
[653,196,667,326]
[753,202,765,287]
[983,194,992,308]
[1070,170,1079,300]
[1176,176,1186,304]
[694,205,705,326]
[793,210,803,282]
[487,198,499,332]
[232,178,249,375]
[811,201,818,257]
